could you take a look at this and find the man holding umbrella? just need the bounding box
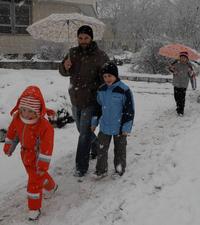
[59,25,109,177]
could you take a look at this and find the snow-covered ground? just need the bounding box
[0,66,200,225]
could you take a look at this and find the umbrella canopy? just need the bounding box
[158,43,200,61]
[26,13,105,43]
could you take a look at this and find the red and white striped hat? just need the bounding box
[179,51,189,58]
[19,96,41,116]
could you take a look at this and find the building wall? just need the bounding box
[38,0,97,14]
[0,0,96,54]
[32,1,81,22]
[0,36,35,54]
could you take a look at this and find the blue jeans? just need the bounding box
[72,105,97,174]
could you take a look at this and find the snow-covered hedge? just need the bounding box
[131,39,170,74]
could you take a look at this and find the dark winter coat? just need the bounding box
[59,41,109,108]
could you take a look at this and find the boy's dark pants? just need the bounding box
[96,131,127,175]
[174,87,186,114]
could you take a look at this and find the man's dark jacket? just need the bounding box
[59,41,109,108]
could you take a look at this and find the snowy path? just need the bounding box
[0,79,200,225]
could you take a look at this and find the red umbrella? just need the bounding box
[158,43,200,61]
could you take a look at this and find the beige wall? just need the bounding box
[38,0,97,12]
[0,35,38,54]
[0,36,35,54]
[32,2,81,22]
[0,0,96,54]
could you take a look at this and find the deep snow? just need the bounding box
[0,66,200,225]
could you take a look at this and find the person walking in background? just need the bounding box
[3,86,57,221]
[91,62,135,178]
[169,51,196,116]
[59,25,109,177]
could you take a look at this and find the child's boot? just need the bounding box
[43,184,58,199]
[28,209,41,221]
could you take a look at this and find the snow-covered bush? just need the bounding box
[34,43,66,60]
[49,108,74,128]
[108,50,134,64]
[131,39,170,74]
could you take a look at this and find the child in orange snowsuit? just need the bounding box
[3,85,57,220]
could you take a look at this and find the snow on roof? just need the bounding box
[38,0,96,6]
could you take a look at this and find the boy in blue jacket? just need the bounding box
[91,62,135,178]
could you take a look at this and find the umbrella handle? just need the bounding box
[67,49,71,61]
[67,20,69,47]
[66,19,71,61]
[63,51,72,71]
[68,52,70,61]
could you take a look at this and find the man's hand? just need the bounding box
[64,58,72,71]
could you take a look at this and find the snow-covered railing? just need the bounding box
[0,60,60,70]
[120,75,172,83]
[0,61,173,84]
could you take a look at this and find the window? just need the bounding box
[0,0,32,34]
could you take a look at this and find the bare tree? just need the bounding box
[116,0,170,51]
[171,0,200,49]
[97,0,200,52]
